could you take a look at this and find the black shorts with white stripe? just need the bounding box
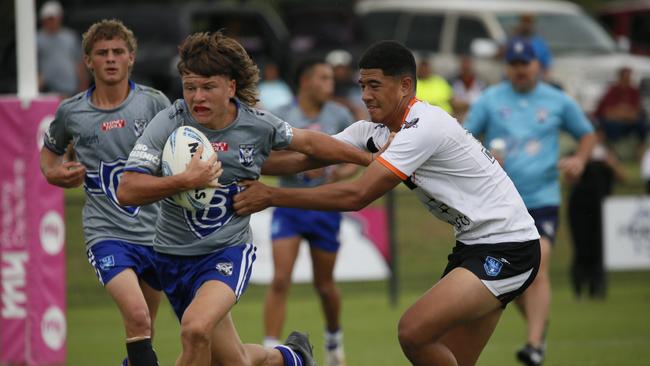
[442,239,541,306]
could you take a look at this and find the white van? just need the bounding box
[356,0,650,113]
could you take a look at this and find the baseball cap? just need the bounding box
[39,1,63,20]
[505,37,536,63]
[326,49,352,67]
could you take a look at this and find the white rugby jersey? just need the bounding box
[335,99,539,245]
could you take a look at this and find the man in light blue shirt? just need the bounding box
[464,37,595,366]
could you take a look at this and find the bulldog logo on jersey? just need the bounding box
[184,182,241,238]
[133,119,148,137]
[484,256,503,277]
[215,262,233,276]
[85,159,141,217]
[239,144,256,167]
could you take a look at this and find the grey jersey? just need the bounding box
[44,82,171,248]
[271,101,353,187]
[125,99,293,256]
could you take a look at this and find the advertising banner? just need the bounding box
[0,97,66,365]
[604,196,650,270]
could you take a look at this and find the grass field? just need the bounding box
[63,170,650,365]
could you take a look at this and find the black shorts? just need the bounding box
[528,206,559,245]
[442,239,541,306]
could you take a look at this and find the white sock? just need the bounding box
[325,329,343,350]
[263,336,281,348]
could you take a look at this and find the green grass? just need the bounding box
[63,168,650,365]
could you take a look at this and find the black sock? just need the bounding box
[126,338,158,366]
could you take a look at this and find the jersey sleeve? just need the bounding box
[124,108,177,175]
[333,121,373,150]
[152,89,172,111]
[265,113,294,150]
[561,96,594,139]
[378,119,439,179]
[43,105,71,155]
[463,95,489,137]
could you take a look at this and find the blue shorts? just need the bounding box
[528,206,559,245]
[86,240,162,290]
[271,207,342,253]
[154,244,256,320]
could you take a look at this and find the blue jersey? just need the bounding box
[464,81,593,209]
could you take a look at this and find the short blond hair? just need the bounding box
[177,32,259,106]
[81,19,137,56]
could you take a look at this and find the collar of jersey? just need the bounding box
[401,97,419,125]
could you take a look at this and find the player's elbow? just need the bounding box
[116,175,137,206]
[345,189,373,211]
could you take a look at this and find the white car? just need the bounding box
[356,0,650,113]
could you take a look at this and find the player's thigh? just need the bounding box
[139,279,162,321]
[272,236,302,277]
[399,267,502,342]
[181,280,236,335]
[105,268,149,317]
[440,307,503,366]
[309,246,338,285]
[538,237,552,273]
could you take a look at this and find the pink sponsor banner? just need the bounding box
[0,96,66,365]
[350,207,390,261]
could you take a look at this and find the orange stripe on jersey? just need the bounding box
[377,156,408,180]
[400,97,419,126]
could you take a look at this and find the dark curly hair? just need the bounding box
[177,32,259,106]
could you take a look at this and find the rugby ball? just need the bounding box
[161,125,217,210]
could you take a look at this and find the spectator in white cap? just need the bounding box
[326,49,368,120]
[37,0,87,97]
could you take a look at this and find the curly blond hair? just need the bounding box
[81,19,137,56]
[177,32,259,106]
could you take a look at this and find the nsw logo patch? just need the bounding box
[99,255,115,271]
[215,262,233,276]
[483,256,503,277]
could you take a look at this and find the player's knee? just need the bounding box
[313,280,336,299]
[398,314,438,353]
[125,307,152,336]
[270,275,292,293]
[180,319,212,347]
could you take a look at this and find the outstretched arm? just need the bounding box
[234,161,401,215]
[288,128,373,165]
[260,150,330,175]
[261,128,394,175]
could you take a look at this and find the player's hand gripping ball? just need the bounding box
[162,125,218,210]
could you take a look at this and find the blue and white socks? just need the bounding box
[275,345,304,366]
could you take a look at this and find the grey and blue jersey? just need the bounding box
[271,100,353,187]
[43,81,171,248]
[125,99,294,256]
